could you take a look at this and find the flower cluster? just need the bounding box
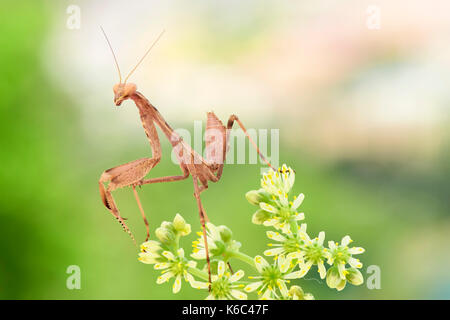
[138,214,199,293]
[245,165,365,293]
[137,164,367,299]
[246,165,305,234]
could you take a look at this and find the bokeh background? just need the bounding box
[0,0,449,299]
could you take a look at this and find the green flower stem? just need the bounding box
[172,234,181,252]
[230,251,256,269]
[187,267,210,282]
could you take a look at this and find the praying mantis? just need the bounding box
[98,28,274,284]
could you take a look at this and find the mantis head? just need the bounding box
[113,83,137,106]
[101,27,165,107]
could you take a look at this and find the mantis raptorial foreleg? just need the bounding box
[98,104,164,243]
[99,180,135,244]
[99,156,160,244]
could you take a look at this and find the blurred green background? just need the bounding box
[0,0,449,299]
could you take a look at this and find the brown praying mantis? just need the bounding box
[98,28,274,284]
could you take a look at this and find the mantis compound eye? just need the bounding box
[113,83,137,106]
[113,83,121,94]
[123,83,137,96]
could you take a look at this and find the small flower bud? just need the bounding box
[326,266,341,289]
[346,268,364,286]
[180,223,191,236]
[173,214,186,232]
[289,285,304,299]
[336,278,347,291]
[161,221,172,229]
[245,190,264,205]
[219,226,233,243]
[251,209,272,225]
[155,227,174,244]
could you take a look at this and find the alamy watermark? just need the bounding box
[366,5,381,30]
[170,121,279,171]
[66,5,81,30]
[66,265,81,290]
[366,265,381,289]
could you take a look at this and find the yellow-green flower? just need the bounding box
[327,236,365,277]
[154,249,197,294]
[259,201,305,234]
[139,243,197,294]
[261,164,295,195]
[190,261,247,300]
[292,227,328,279]
[264,230,304,259]
[325,236,365,290]
[244,255,303,300]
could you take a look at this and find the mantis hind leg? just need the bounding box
[203,113,275,182]
[192,176,212,288]
[226,114,274,171]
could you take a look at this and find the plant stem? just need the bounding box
[187,267,210,282]
[231,251,256,269]
[173,234,181,252]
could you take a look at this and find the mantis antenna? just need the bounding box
[100,26,123,83]
[124,29,165,83]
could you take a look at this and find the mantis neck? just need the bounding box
[131,92,182,146]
